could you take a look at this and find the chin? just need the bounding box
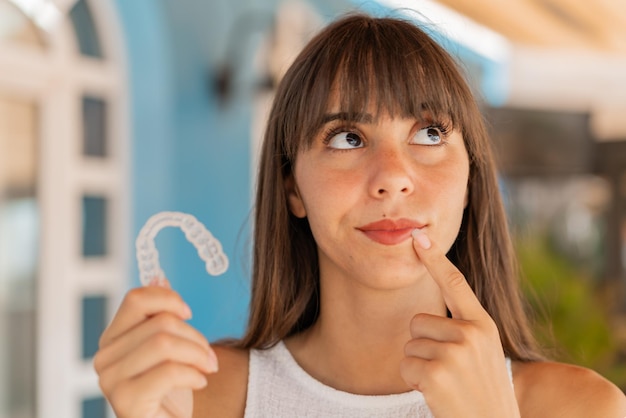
[357,261,428,289]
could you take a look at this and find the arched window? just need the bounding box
[0,1,129,417]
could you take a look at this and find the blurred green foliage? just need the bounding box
[516,236,626,389]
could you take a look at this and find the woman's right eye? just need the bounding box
[326,132,364,150]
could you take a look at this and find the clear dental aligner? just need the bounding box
[135,211,229,286]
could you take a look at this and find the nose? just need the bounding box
[368,146,415,198]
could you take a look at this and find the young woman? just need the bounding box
[94,14,626,417]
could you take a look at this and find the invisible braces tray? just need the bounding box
[135,211,229,286]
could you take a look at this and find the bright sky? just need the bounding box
[376,0,511,62]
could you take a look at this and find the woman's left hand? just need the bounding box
[400,230,521,418]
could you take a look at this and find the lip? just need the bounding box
[356,219,426,246]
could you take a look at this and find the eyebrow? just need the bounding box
[321,112,375,124]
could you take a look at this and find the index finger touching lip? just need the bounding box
[411,228,485,320]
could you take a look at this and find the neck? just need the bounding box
[285,268,446,395]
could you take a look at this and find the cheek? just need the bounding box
[424,157,468,197]
[446,176,469,210]
[429,187,466,233]
[297,164,361,209]
[433,167,469,242]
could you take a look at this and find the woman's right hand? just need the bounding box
[93,279,219,418]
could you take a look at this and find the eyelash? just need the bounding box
[430,121,452,140]
[425,121,452,146]
[321,125,360,151]
[320,120,452,151]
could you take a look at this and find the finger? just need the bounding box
[404,338,445,360]
[108,363,207,415]
[400,355,455,394]
[100,286,192,347]
[95,312,213,373]
[136,362,208,395]
[100,333,217,393]
[399,356,429,392]
[409,313,465,341]
[161,390,194,418]
[411,229,485,319]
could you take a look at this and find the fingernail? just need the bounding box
[207,349,219,373]
[182,303,193,319]
[196,375,208,388]
[411,229,431,249]
[208,359,219,373]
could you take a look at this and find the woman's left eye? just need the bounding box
[326,132,364,149]
[411,126,445,145]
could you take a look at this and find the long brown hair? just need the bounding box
[239,13,543,362]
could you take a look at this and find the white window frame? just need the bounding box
[0,1,129,417]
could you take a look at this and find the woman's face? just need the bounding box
[287,100,470,290]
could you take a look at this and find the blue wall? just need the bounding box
[115,0,252,340]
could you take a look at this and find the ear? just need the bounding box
[285,174,307,218]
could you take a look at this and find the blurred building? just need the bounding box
[449,0,626,289]
[1,0,625,417]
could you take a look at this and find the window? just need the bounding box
[0,94,38,418]
[0,1,129,416]
[0,1,46,49]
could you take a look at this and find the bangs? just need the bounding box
[276,15,475,160]
[331,21,467,128]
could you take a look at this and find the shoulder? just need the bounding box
[193,344,250,418]
[513,360,626,418]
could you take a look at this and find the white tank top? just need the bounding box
[244,341,513,417]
